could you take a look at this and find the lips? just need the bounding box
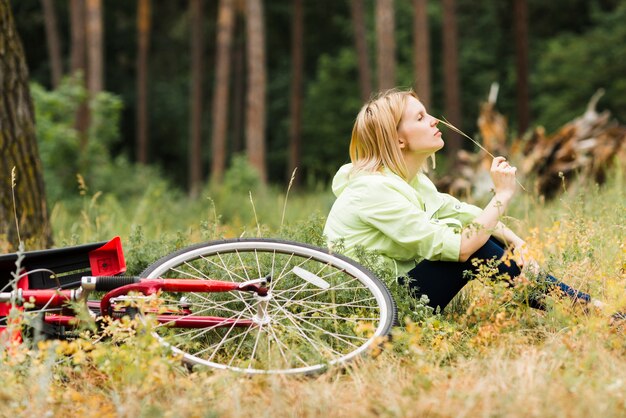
[434,130,442,137]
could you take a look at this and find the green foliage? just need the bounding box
[302,49,363,182]
[533,3,626,129]
[32,77,169,204]
[3,159,626,416]
[14,0,626,187]
[31,78,85,201]
[221,154,263,194]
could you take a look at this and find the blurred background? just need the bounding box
[11,0,626,193]
[2,0,626,250]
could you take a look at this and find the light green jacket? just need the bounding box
[323,164,482,276]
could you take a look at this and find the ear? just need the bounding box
[397,135,406,150]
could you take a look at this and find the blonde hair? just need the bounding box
[349,88,419,181]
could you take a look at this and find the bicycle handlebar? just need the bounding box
[81,276,141,292]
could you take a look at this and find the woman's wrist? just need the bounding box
[491,192,513,211]
[493,191,514,204]
[512,238,525,248]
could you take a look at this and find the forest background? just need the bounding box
[2,2,626,416]
[11,0,626,201]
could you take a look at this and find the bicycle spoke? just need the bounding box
[235,250,253,282]
[268,252,295,292]
[139,239,394,374]
[269,301,342,358]
[272,274,359,299]
[156,294,249,318]
[254,250,263,283]
[274,300,379,322]
[269,306,364,352]
[205,253,246,282]
[265,321,308,367]
[176,263,210,280]
[215,255,261,319]
[203,319,257,360]
[272,292,378,310]
[269,299,368,342]
[171,311,248,341]
[242,323,264,369]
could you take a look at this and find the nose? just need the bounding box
[430,117,439,127]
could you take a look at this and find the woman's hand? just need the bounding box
[513,242,540,274]
[490,156,517,201]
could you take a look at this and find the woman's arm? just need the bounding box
[491,222,537,270]
[458,157,517,262]
[491,221,524,248]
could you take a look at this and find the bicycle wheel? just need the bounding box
[140,238,396,375]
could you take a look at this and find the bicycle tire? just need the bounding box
[140,238,396,375]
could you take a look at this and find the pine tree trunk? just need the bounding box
[375,0,395,90]
[0,1,52,250]
[41,0,63,88]
[70,0,89,141]
[350,0,372,102]
[70,0,86,75]
[245,0,267,182]
[231,13,245,154]
[211,0,235,186]
[413,0,430,108]
[136,0,151,164]
[442,0,461,165]
[85,0,103,95]
[514,0,530,134]
[188,0,204,197]
[287,0,304,185]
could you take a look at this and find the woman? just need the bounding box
[324,88,592,311]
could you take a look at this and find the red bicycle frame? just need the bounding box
[14,277,265,329]
[1,237,266,333]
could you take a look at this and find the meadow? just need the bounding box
[1,163,625,418]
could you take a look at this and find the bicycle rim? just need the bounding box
[140,239,395,375]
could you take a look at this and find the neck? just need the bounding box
[403,152,431,180]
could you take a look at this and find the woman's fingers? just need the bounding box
[491,157,516,173]
[491,157,517,175]
[492,156,506,169]
[490,156,518,196]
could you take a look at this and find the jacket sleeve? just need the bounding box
[437,193,483,226]
[355,180,463,262]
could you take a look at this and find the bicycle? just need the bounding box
[0,237,396,375]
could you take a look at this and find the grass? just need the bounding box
[1,163,625,417]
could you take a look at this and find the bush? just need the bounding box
[32,76,169,204]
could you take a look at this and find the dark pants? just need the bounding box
[403,238,590,311]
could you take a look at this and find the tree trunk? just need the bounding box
[41,0,63,88]
[375,0,395,91]
[136,0,151,165]
[287,0,304,184]
[210,0,235,186]
[188,0,204,197]
[413,0,430,108]
[442,0,461,165]
[245,0,267,182]
[70,0,86,75]
[231,13,245,154]
[514,0,530,135]
[70,0,89,141]
[350,0,372,102]
[0,1,52,250]
[85,0,103,95]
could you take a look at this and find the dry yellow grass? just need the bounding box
[1,165,625,418]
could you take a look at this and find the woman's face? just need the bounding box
[396,96,443,155]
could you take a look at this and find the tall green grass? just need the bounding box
[1,163,625,417]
